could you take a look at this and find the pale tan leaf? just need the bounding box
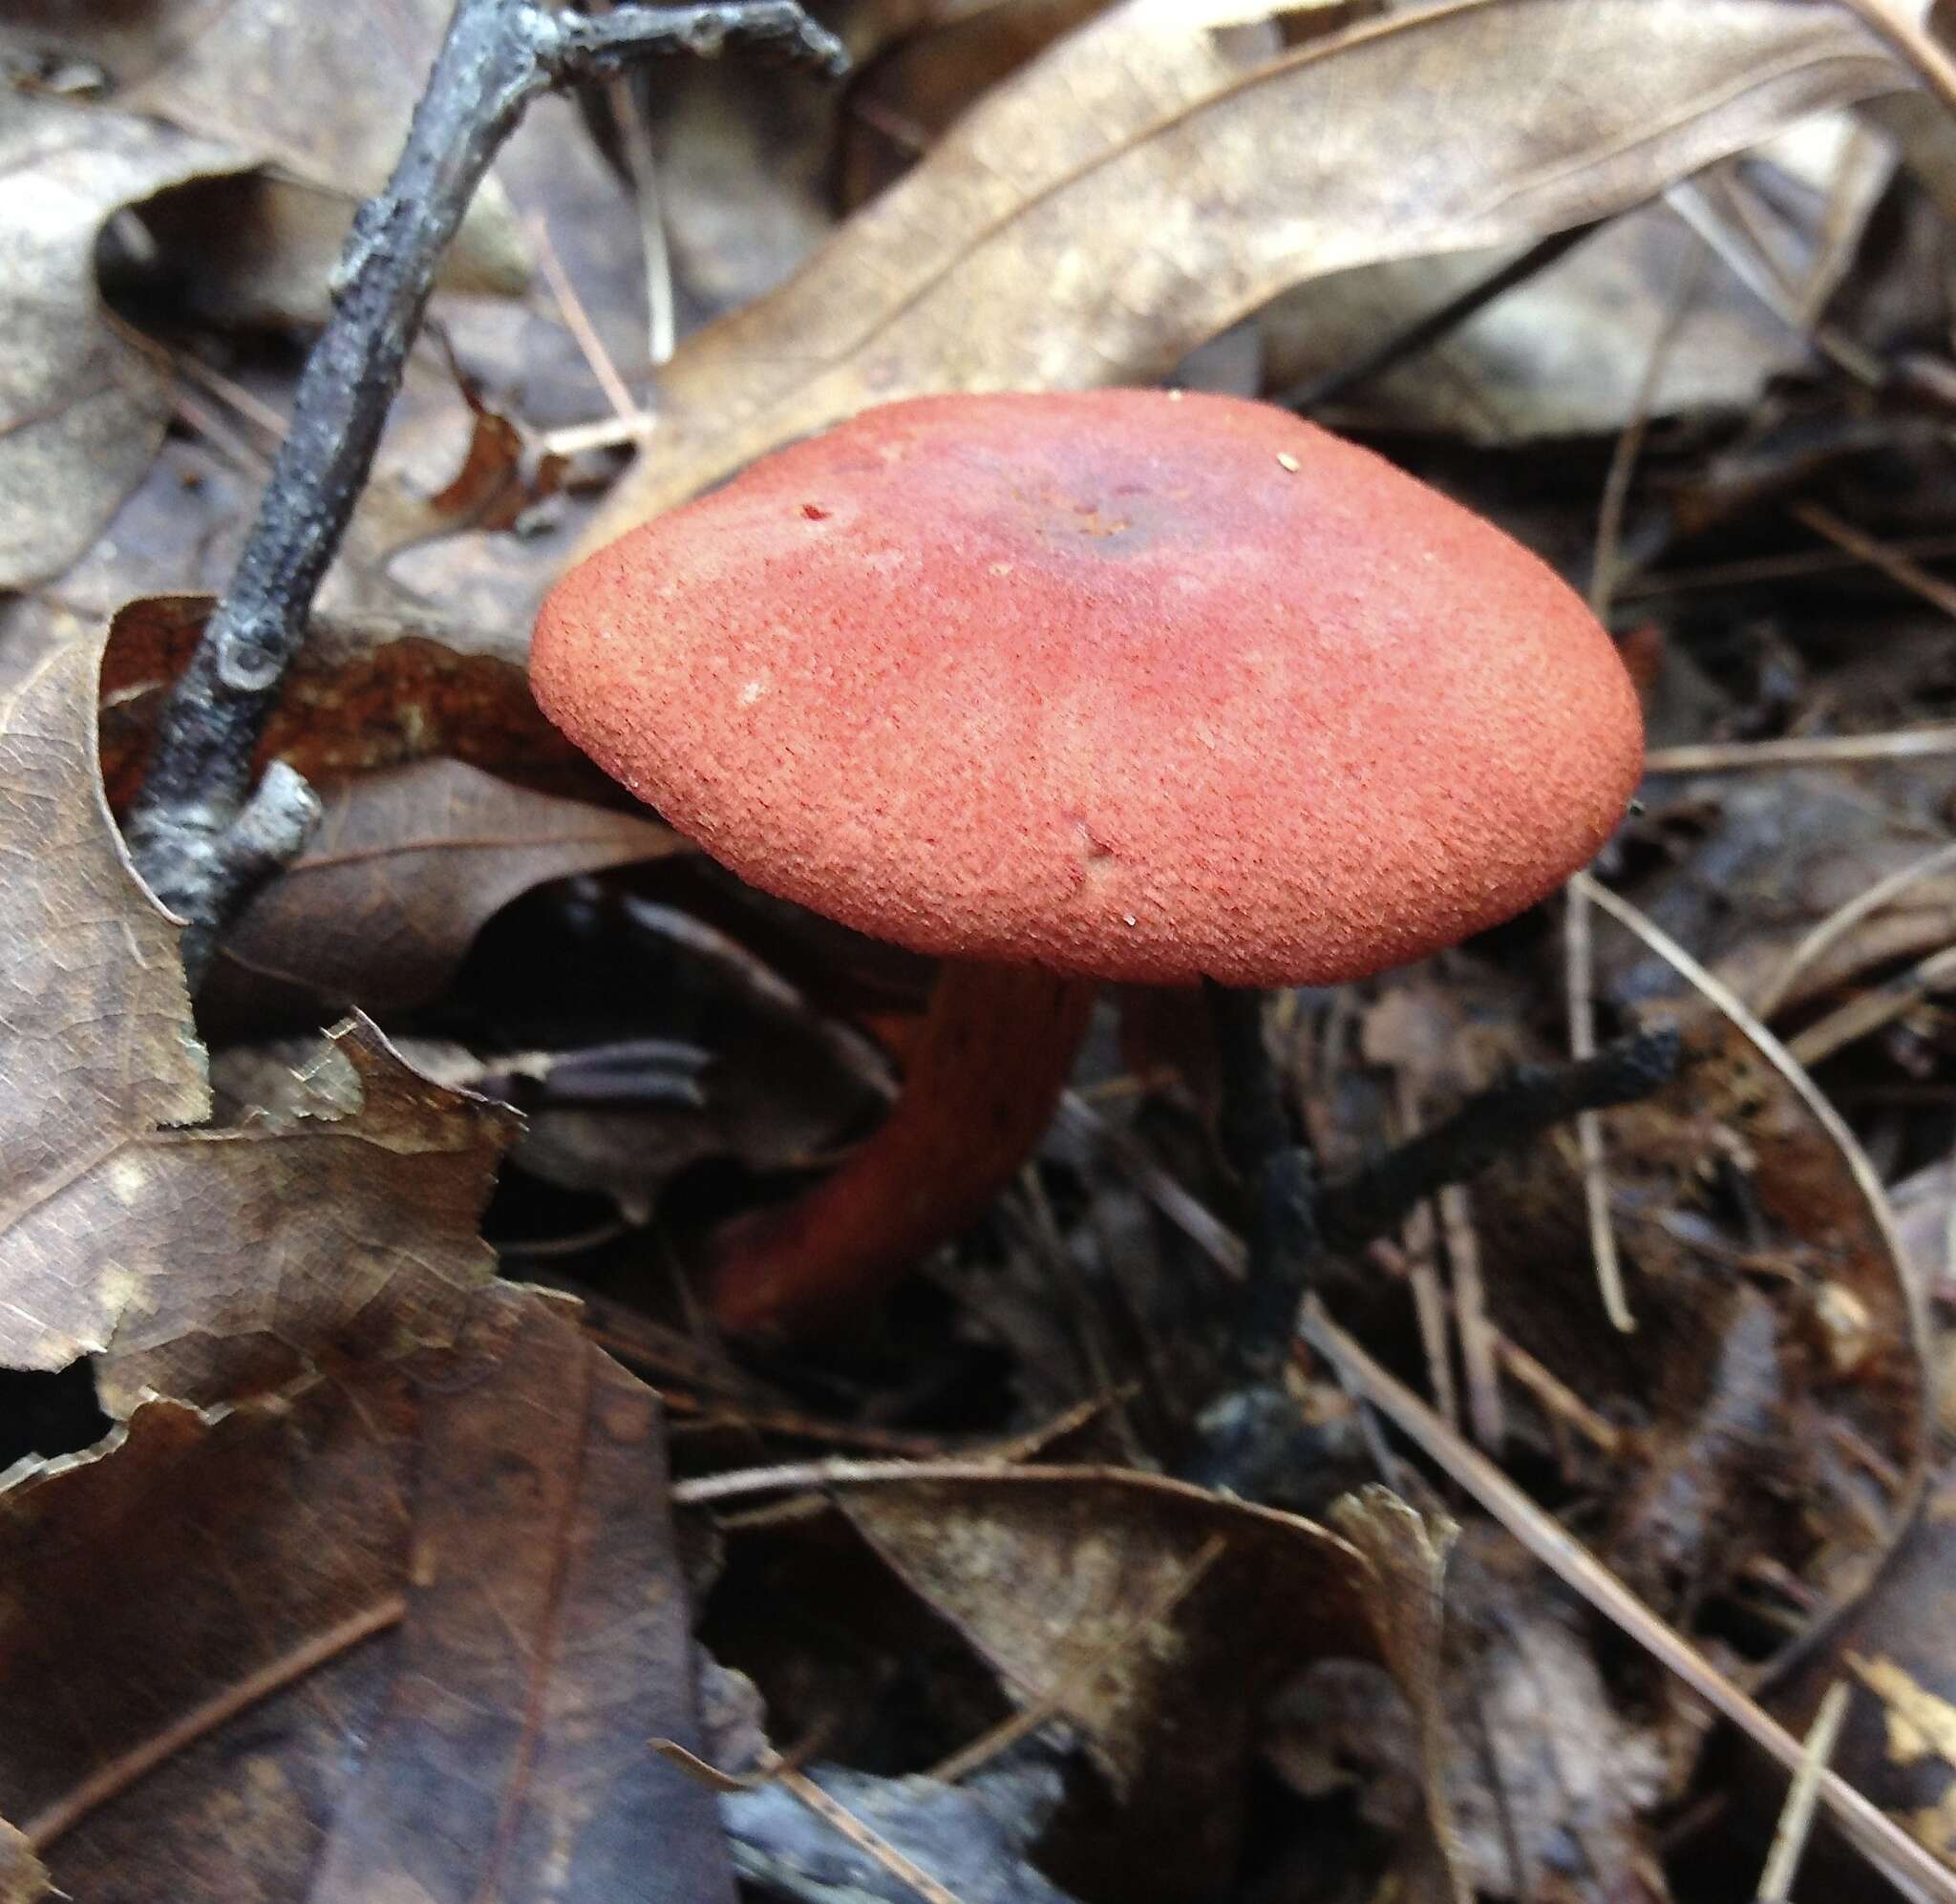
[0,1822,47,1904]
[0,96,239,589]
[0,633,207,1368]
[588,0,1910,550]
[0,1,527,326]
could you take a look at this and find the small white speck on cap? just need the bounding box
[1167,389,1185,402]
[1276,453,1300,473]
[1122,913,1137,927]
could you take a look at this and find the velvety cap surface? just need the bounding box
[531,391,1643,984]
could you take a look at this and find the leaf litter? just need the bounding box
[4,1,1956,1900]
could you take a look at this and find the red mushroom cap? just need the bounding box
[531,391,1642,985]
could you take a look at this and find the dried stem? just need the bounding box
[123,0,844,976]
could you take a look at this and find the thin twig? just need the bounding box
[1617,531,1956,602]
[590,0,679,369]
[1788,941,1956,1068]
[25,1594,407,1850]
[1390,1077,1460,1433]
[530,209,643,424]
[1314,1027,1682,1256]
[1589,231,1706,618]
[122,0,844,976]
[1665,179,1885,389]
[1646,726,1956,772]
[1439,1180,1503,1452]
[1757,1682,1853,1904]
[1567,883,1637,1331]
[1791,501,1956,623]
[767,1754,972,1904]
[1279,220,1605,413]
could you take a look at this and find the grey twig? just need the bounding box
[124,1,844,978]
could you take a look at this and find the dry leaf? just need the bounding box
[97,594,613,808]
[0,633,208,1301]
[0,0,528,326]
[109,1018,511,1414]
[837,0,1120,206]
[587,0,1909,550]
[2,1009,511,1413]
[0,94,238,589]
[0,609,519,1408]
[844,1471,1464,1904]
[210,758,686,1017]
[1349,956,1931,1642]
[0,1283,734,1904]
[0,1825,47,1904]
[1606,773,1956,1019]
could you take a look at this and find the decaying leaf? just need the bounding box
[588,0,1911,549]
[210,758,686,1017]
[0,1824,47,1904]
[97,594,612,808]
[1607,773,1956,1019]
[0,94,239,589]
[0,633,208,1294]
[0,1283,734,1904]
[74,1017,511,1415]
[842,1472,1464,1904]
[1438,1529,1678,1900]
[0,0,528,328]
[0,619,514,1410]
[723,1747,1080,1904]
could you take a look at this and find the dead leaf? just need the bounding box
[1607,774,1956,1019]
[208,758,686,1017]
[1440,1527,1676,1900]
[1342,954,1932,1646]
[0,1283,734,1904]
[0,611,522,1407]
[586,0,1910,550]
[0,93,239,589]
[0,633,208,1298]
[97,594,615,808]
[0,1824,47,1904]
[0,0,529,327]
[5,1012,512,1413]
[837,0,1119,207]
[843,1471,1465,1904]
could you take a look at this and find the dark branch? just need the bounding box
[1201,985,1680,1385]
[124,0,844,977]
[1316,1025,1683,1255]
[1203,984,1320,1382]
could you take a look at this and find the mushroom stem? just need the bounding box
[706,960,1098,1336]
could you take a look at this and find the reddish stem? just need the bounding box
[707,960,1097,1336]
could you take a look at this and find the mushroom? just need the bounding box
[530,390,1643,1335]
